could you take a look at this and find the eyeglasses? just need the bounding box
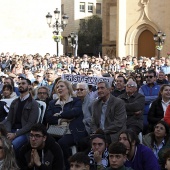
[29,133,44,139]
[145,76,154,79]
[38,92,47,95]
[76,88,85,91]
[126,84,136,88]
[18,82,26,85]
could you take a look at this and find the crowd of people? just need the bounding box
[0,51,170,170]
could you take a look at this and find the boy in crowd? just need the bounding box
[106,142,133,170]
[69,152,90,170]
[163,149,170,170]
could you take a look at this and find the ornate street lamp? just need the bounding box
[67,32,78,56]
[46,8,69,56]
[153,31,166,59]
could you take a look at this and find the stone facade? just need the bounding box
[102,0,170,59]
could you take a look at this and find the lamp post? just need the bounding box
[67,32,78,56]
[153,31,166,59]
[46,8,69,56]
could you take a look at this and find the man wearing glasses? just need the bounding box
[4,78,39,156]
[139,70,160,134]
[76,82,92,135]
[36,86,51,109]
[118,80,145,135]
[19,123,65,170]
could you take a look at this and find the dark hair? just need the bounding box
[30,123,47,136]
[4,77,14,88]
[135,72,144,84]
[147,70,156,77]
[24,78,31,85]
[109,142,127,155]
[69,152,90,165]
[119,129,140,149]
[151,121,170,147]
[90,129,106,142]
[163,149,170,166]
[117,75,127,84]
[158,84,170,98]
[0,124,7,137]
[2,84,13,92]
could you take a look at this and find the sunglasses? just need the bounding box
[29,133,44,140]
[145,76,154,79]
[0,146,3,149]
[126,84,136,88]
[76,88,85,91]
[136,76,141,78]
[38,92,47,95]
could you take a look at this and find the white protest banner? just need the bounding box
[62,74,114,86]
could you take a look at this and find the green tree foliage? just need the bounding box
[78,15,102,56]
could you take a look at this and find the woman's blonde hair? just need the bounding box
[0,136,19,170]
[55,79,75,97]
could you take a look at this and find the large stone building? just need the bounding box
[102,0,170,59]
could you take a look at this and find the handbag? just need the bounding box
[47,124,68,137]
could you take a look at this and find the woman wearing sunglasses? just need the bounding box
[135,73,144,90]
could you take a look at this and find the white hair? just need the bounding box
[77,82,89,92]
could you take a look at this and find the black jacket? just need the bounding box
[18,134,65,170]
[0,101,8,122]
[148,97,164,131]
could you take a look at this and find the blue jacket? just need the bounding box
[125,144,160,170]
[161,65,170,74]
[139,83,160,115]
[45,97,87,143]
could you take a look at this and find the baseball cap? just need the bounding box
[18,73,26,79]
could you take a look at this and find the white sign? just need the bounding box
[62,74,114,86]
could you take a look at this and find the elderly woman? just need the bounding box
[45,79,88,170]
[0,136,19,170]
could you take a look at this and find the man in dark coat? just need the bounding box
[118,79,145,135]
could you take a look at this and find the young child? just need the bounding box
[69,152,90,170]
[163,149,170,170]
[105,142,133,170]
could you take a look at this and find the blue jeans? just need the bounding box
[11,129,28,156]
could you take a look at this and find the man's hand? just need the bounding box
[32,149,41,167]
[134,110,142,116]
[28,152,34,168]
[54,113,60,117]
[93,151,102,164]
[7,133,16,141]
